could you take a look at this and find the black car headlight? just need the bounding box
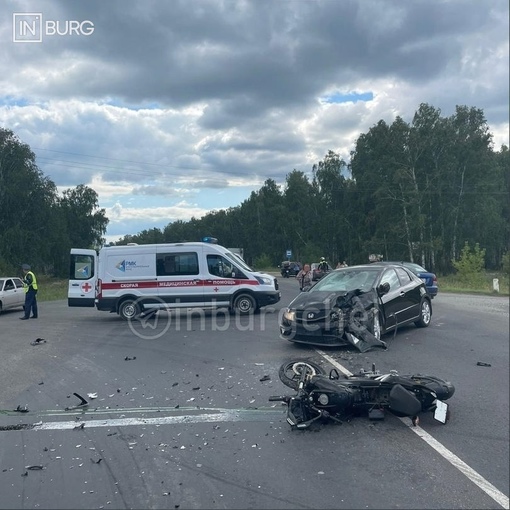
[283,309,296,322]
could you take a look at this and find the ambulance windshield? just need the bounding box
[225,252,252,272]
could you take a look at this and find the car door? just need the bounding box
[203,253,247,306]
[378,268,405,329]
[156,248,204,307]
[395,267,422,321]
[12,278,26,308]
[2,279,23,310]
[394,266,421,321]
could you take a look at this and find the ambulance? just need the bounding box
[68,241,280,319]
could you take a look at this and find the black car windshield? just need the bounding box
[311,268,380,293]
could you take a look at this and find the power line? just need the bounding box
[33,147,271,178]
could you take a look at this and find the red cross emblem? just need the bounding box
[213,287,219,292]
[81,282,92,293]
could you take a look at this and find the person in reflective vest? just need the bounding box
[20,263,38,320]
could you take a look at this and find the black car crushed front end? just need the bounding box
[280,289,386,352]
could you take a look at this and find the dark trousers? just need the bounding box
[24,290,38,318]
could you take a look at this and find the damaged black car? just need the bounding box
[280,264,432,352]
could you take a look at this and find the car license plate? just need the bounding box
[434,400,448,423]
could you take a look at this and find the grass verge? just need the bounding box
[438,272,509,296]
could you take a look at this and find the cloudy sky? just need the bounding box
[1,0,508,243]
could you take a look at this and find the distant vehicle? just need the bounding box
[280,263,431,347]
[0,277,25,314]
[378,261,438,298]
[280,261,301,278]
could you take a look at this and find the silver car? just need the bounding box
[0,277,25,314]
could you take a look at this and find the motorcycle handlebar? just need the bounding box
[269,395,290,402]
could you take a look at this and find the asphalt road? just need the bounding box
[0,281,508,510]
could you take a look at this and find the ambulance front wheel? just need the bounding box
[118,299,141,320]
[232,293,257,315]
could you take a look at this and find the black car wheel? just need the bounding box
[279,360,326,390]
[415,298,432,328]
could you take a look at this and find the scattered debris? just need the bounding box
[87,393,98,399]
[124,356,136,361]
[30,338,47,346]
[74,422,85,430]
[476,361,492,367]
[90,458,102,464]
[65,393,89,411]
[25,465,44,470]
[13,405,29,413]
[38,381,44,385]
[21,471,28,477]
[172,382,178,387]
[259,375,271,382]
[192,387,200,390]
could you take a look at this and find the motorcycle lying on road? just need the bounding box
[270,360,455,430]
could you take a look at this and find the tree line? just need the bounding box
[0,128,108,277]
[117,104,509,274]
[1,102,508,277]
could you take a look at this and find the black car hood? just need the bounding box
[287,288,386,353]
[289,288,377,312]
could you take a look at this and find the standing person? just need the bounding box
[296,264,313,292]
[20,263,38,320]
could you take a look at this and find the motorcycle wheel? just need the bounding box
[278,360,326,390]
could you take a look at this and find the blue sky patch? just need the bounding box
[0,96,30,107]
[321,91,374,104]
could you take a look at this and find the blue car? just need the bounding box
[383,261,438,298]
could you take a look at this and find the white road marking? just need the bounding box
[4,407,282,432]
[10,407,283,430]
[315,349,510,510]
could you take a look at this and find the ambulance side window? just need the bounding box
[207,255,247,279]
[157,252,199,276]
[70,254,94,280]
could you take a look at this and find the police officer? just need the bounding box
[20,263,38,320]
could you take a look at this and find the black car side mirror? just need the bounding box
[377,282,390,296]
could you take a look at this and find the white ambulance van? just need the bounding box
[68,242,280,319]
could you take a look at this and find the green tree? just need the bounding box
[59,184,108,250]
[0,128,59,272]
[452,242,486,286]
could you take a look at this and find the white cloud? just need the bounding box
[0,0,507,239]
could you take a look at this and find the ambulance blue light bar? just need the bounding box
[202,237,218,244]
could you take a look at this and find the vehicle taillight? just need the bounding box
[97,279,102,297]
